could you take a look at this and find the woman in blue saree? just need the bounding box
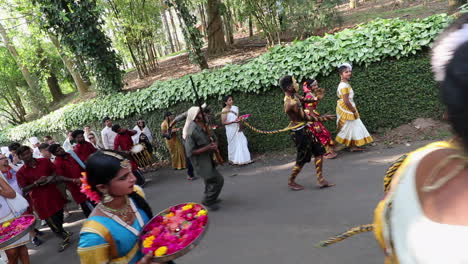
[77,151,172,264]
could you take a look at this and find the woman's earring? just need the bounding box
[102,190,114,203]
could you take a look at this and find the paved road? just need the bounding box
[26,141,430,264]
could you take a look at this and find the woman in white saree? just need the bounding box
[221,96,253,165]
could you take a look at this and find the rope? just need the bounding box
[383,154,408,192]
[317,224,374,248]
[241,120,307,134]
[219,110,308,135]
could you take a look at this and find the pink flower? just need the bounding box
[139,203,208,256]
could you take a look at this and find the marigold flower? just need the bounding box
[2,222,10,228]
[196,210,207,217]
[154,246,168,257]
[143,235,155,248]
[165,212,175,218]
[182,204,193,211]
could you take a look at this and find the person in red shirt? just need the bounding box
[49,144,94,217]
[112,124,137,151]
[16,146,77,252]
[112,124,147,186]
[73,129,97,163]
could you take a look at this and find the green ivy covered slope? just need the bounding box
[0,14,451,144]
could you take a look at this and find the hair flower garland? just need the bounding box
[81,172,101,203]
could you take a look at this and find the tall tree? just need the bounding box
[0,22,48,115]
[37,46,64,102]
[198,4,208,39]
[0,47,28,124]
[243,0,281,46]
[34,0,123,95]
[162,7,176,54]
[168,8,182,51]
[168,0,209,69]
[49,34,90,96]
[207,0,228,54]
[222,1,235,45]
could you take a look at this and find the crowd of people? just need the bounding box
[0,57,374,264]
[0,14,465,264]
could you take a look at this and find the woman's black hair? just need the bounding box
[222,95,233,107]
[338,66,349,75]
[440,43,468,150]
[163,111,173,119]
[304,79,316,88]
[48,144,61,155]
[86,151,153,218]
[432,14,468,151]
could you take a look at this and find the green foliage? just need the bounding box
[280,0,342,39]
[460,3,468,13]
[0,15,450,150]
[33,0,123,95]
[100,0,163,76]
[0,47,28,125]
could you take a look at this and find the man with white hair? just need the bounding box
[184,106,224,211]
[29,137,41,158]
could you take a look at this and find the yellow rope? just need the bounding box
[383,154,407,192]
[218,110,308,135]
[317,224,374,247]
[241,120,307,134]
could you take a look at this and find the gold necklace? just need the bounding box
[99,197,134,224]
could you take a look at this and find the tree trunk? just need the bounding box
[49,34,90,96]
[249,15,253,37]
[47,73,64,102]
[349,0,358,8]
[169,8,181,51]
[161,7,176,53]
[37,46,65,102]
[198,4,208,39]
[223,2,234,45]
[171,0,209,69]
[207,0,228,54]
[127,42,144,79]
[11,85,27,123]
[0,22,48,114]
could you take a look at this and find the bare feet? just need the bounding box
[350,147,365,152]
[324,152,338,159]
[318,179,335,189]
[288,182,305,191]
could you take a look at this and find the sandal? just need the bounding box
[324,152,338,159]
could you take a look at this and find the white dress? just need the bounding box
[224,106,252,165]
[335,82,373,147]
[132,126,153,144]
[0,172,29,251]
[389,143,468,263]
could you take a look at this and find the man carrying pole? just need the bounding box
[184,77,224,211]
